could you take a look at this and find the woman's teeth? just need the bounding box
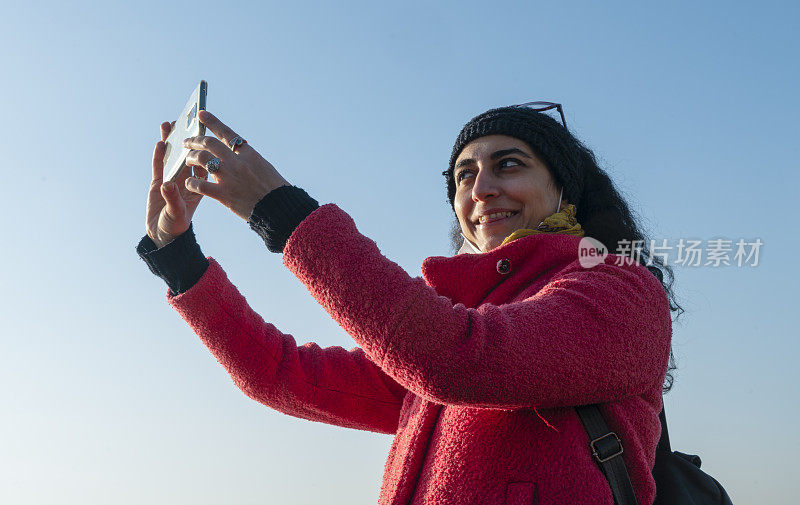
[479,212,516,224]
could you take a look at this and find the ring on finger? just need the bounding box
[229,136,246,152]
[206,157,222,173]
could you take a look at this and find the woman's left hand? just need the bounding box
[183,110,290,220]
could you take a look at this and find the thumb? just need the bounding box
[160,181,187,221]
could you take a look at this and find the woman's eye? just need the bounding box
[456,170,474,183]
[499,158,522,169]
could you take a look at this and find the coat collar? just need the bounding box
[421,233,584,308]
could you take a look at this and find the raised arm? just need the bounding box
[282,204,673,410]
[165,258,407,433]
[137,229,406,433]
[138,117,405,434]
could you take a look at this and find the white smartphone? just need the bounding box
[163,80,207,182]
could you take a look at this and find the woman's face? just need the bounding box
[454,135,567,253]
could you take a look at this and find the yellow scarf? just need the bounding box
[500,203,584,247]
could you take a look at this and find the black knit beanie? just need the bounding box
[445,106,585,211]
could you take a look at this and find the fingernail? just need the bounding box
[162,182,174,191]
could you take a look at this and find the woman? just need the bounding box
[138,104,678,505]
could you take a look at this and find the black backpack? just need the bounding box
[575,404,733,505]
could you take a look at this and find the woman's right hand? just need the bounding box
[145,121,208,248]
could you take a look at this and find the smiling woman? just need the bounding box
[453,136,566,253]
[137,104,681,505]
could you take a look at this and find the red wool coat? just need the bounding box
[168,204,672,505]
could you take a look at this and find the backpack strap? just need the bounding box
[575,404,639,505]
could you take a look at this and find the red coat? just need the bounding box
[168,204,672,505]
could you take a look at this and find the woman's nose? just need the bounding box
[472,169,499,202]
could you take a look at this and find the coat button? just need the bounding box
[496,259,511,275]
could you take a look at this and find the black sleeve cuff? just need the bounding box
[248,185,319,253]
[136,223,209,296]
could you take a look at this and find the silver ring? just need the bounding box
[206,157,221,173]
[229,136,246,151]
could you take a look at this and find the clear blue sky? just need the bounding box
[1,1,797,503]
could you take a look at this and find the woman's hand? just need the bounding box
[145,121,208,248]
[182,111,290,221]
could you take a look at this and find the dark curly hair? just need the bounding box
[445,109,682,394]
